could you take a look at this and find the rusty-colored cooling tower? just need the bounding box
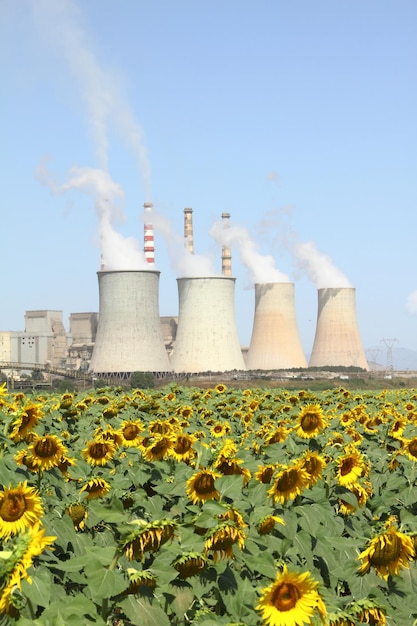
[309,287,369,370]
[246,282,307,370]
[170,276,246,373]
[89,270,171,376]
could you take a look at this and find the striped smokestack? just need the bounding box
[143,202,155,264]
[221,212,232,276]
[184,208,194,253]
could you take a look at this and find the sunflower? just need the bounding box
[400,437,417,462]
[14,449,38,473]
[80,477,111,500]
[214,457,251,485]
[123,519,177,560]
[298,451,326,488]
[186,468,221,505]
[257,515,285,536]
[0,523,56,615]
[170,433,197,463]
[338,482,370,516]
[214,383,227,393]
[296,404,327,438]
[204,521,246,562]
[358,523,415,579]
[264,426,291,446]
[66,503,88,530]
[94,425,123,448]
[176,405,194,420]
[336,445,368,487]
[9,402,44,442]
[121,568,157,595]
[210,421,231,438]
[82,439,116,466]
[28,434,68,470]
[56,455,77,479]
[268,465,310,505]
[173,552,208,578]
[255,464,277,485]
[256,564,327,626]
[0,482,44,539]
[142,433,176,462]
[148,419,174,435]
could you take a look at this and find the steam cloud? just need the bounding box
[293,240,352,288]
[37,163,148,270]
[209,220,289,284]
[30,0,151,197]
[406,290,417,315]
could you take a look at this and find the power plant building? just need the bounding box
[170,276,246,374]
[309,287,369,370]
[89,270,172,378]
[246,282,307,370]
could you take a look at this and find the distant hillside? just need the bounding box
[371,347,417,372]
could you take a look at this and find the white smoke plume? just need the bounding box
[406,290,417,315]
[30,0,151,199]
[151,211,220,277]
[209,220,289,284]
[37,162,148,270]
[293,240,352,288]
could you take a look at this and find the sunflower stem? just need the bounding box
[100,548,122,619]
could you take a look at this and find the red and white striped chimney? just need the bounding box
[143,202,155,265]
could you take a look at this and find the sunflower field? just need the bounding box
[1,380,417,625]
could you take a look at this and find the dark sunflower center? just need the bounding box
[0,494,27,521]
[194,474,215,494]
[89,443,110,459]
[300,413,320,432]
[260,467,275,484]
[123,425,140,440]
[33,437,58,458]
[276,469,299,492]
[68,504,86,525]
[408,440,417,458]
[272,582,300,611]
[370,535,402,565]
[175,436,191,453]
[340,457,355,476]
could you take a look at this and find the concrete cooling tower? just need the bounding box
[309,287,369,370]
[89,270,172,377]
[170,276,246,374]
[246,282,307,370]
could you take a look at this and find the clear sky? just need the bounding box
[1,0,417,359]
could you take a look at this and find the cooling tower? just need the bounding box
[170,276,246,373]
[309,287,369,370]
[246,282,307,370]
[89,270,172,376]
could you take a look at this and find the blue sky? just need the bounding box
[1,0,417,360]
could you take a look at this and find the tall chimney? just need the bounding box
[309,287,369,370]
[143,202,155,265]
[221,212,232,276]
[184,208,194,253]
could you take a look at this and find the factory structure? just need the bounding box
[0,205,370,379]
